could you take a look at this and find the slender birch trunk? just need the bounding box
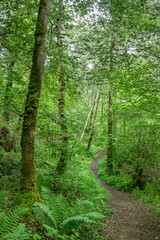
[80,93,97,141]
[80,111,91,141]
[88,93,98,133]
[87,93,100,151]
[17,0,51,205]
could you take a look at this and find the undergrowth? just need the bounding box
[0,142,110,239]
[98,156,160,215]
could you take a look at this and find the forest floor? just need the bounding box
[90,150,160,240]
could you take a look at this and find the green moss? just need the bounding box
[17,185,42,207]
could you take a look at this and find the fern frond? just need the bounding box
[84,212,105,219]
[0,207,28,236]
[1,223,30,240]
[82,200,94,208]
[61,212,104,231]
[69,199,95,216]
[41,187,70,222]
[61,215,95,230]
[33,202,57,229]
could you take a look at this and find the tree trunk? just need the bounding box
[17,0,51,206]
[80,111,91,141]
[80,93,97,141]
[55,0,69,175]
[106,34,115,173]
[0,61,15,152]
[88,93,98,133]
[3,60,15,122]
[87,93,100,151]
[106,90,114,172]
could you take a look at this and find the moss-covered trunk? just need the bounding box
[17,0,51,205]
[55,0,69,175]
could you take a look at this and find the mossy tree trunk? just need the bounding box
[55,0,69,175]
[0,61,15,152]
[17,0,51,206]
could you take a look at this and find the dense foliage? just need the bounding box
[0,0,160,239]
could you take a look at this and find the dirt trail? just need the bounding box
[90,150,160,240]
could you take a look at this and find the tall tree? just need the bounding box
[17,0,51,205]
[106,34,115,173]
[55,0,69,175]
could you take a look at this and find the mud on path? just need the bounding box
[90,150,160,240]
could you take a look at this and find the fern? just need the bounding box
[33,202,65,239]
[61,212,104,231]
[84,212,105,219]
[69,199,94,216]
[33,188,105,238]
[1,223,30,240]
[41,187,70,223]
[61,215,95,230]
[33,202,57,229]
[0,207,29,239]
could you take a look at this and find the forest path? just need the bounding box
[90,150,160,240]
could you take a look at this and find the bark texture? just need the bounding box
[17,0,51,205]
[0,127,13,152]
[56,0,69,175]
[106,35,115,173]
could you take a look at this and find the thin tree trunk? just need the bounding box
[106,35,115,173]
[88,93,98,133]
[80,111,91,141]
[107,90,114,170]
[56,0,69,175]
[87,93,100,151]
[0,61,15,152]
[124,119,126,136]
[101,94,104,115]
[4,60,15,122]
[17,0,51,205]
[80,93,97,141]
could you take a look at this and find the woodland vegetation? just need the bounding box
[0,0,160,239]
